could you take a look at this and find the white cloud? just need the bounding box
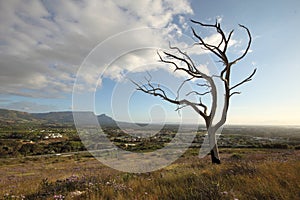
[240,49,253,54]
[188,32,238,56]
[0,0,193,98]
[179,15,189,30]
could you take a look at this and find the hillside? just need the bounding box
[0,109,116,126]
[0,109,38,123]
[0,148,299,199]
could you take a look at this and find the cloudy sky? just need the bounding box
[0,0,300,125]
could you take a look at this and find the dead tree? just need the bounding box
[133,19,256,164]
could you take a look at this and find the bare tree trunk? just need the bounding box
[210,145,220,164]
[208,127,221,164]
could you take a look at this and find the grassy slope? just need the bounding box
[0,148,299,200]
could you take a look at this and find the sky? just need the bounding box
[0,0,300,125]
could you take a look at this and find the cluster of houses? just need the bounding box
[44,133,63,139]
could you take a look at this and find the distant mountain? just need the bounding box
[0,109,37,122]
[32,111,75,123]
[98,114,117,126]
[0,109,117,126]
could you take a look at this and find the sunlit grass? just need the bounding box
[1,148,299,199]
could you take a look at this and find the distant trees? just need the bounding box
[134,19,256,164]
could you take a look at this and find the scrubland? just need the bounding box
[1,148,299,200]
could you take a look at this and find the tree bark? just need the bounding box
[208,127,221,164]
[210,144,220,164]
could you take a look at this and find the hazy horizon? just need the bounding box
[1,107,299,127]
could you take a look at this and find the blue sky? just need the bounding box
[0,0,300,125]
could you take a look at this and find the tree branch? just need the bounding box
[199,97,208,115]
[168,42,198,73]
[224,29,234,53]
[230,92,241,97]
[157,51,202,78]
[131,79,209,120]
[230,24,252,65]
[191,27,225,61]
[176,77,194,100]
[191,19,231,60]
[186,90,211,97]
[230,68,257,91]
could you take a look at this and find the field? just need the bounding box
[1,117,300,200]
[1,148,299,200]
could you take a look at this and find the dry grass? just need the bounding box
[0,149,299,200]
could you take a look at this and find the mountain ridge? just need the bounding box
[0,108,116,126]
